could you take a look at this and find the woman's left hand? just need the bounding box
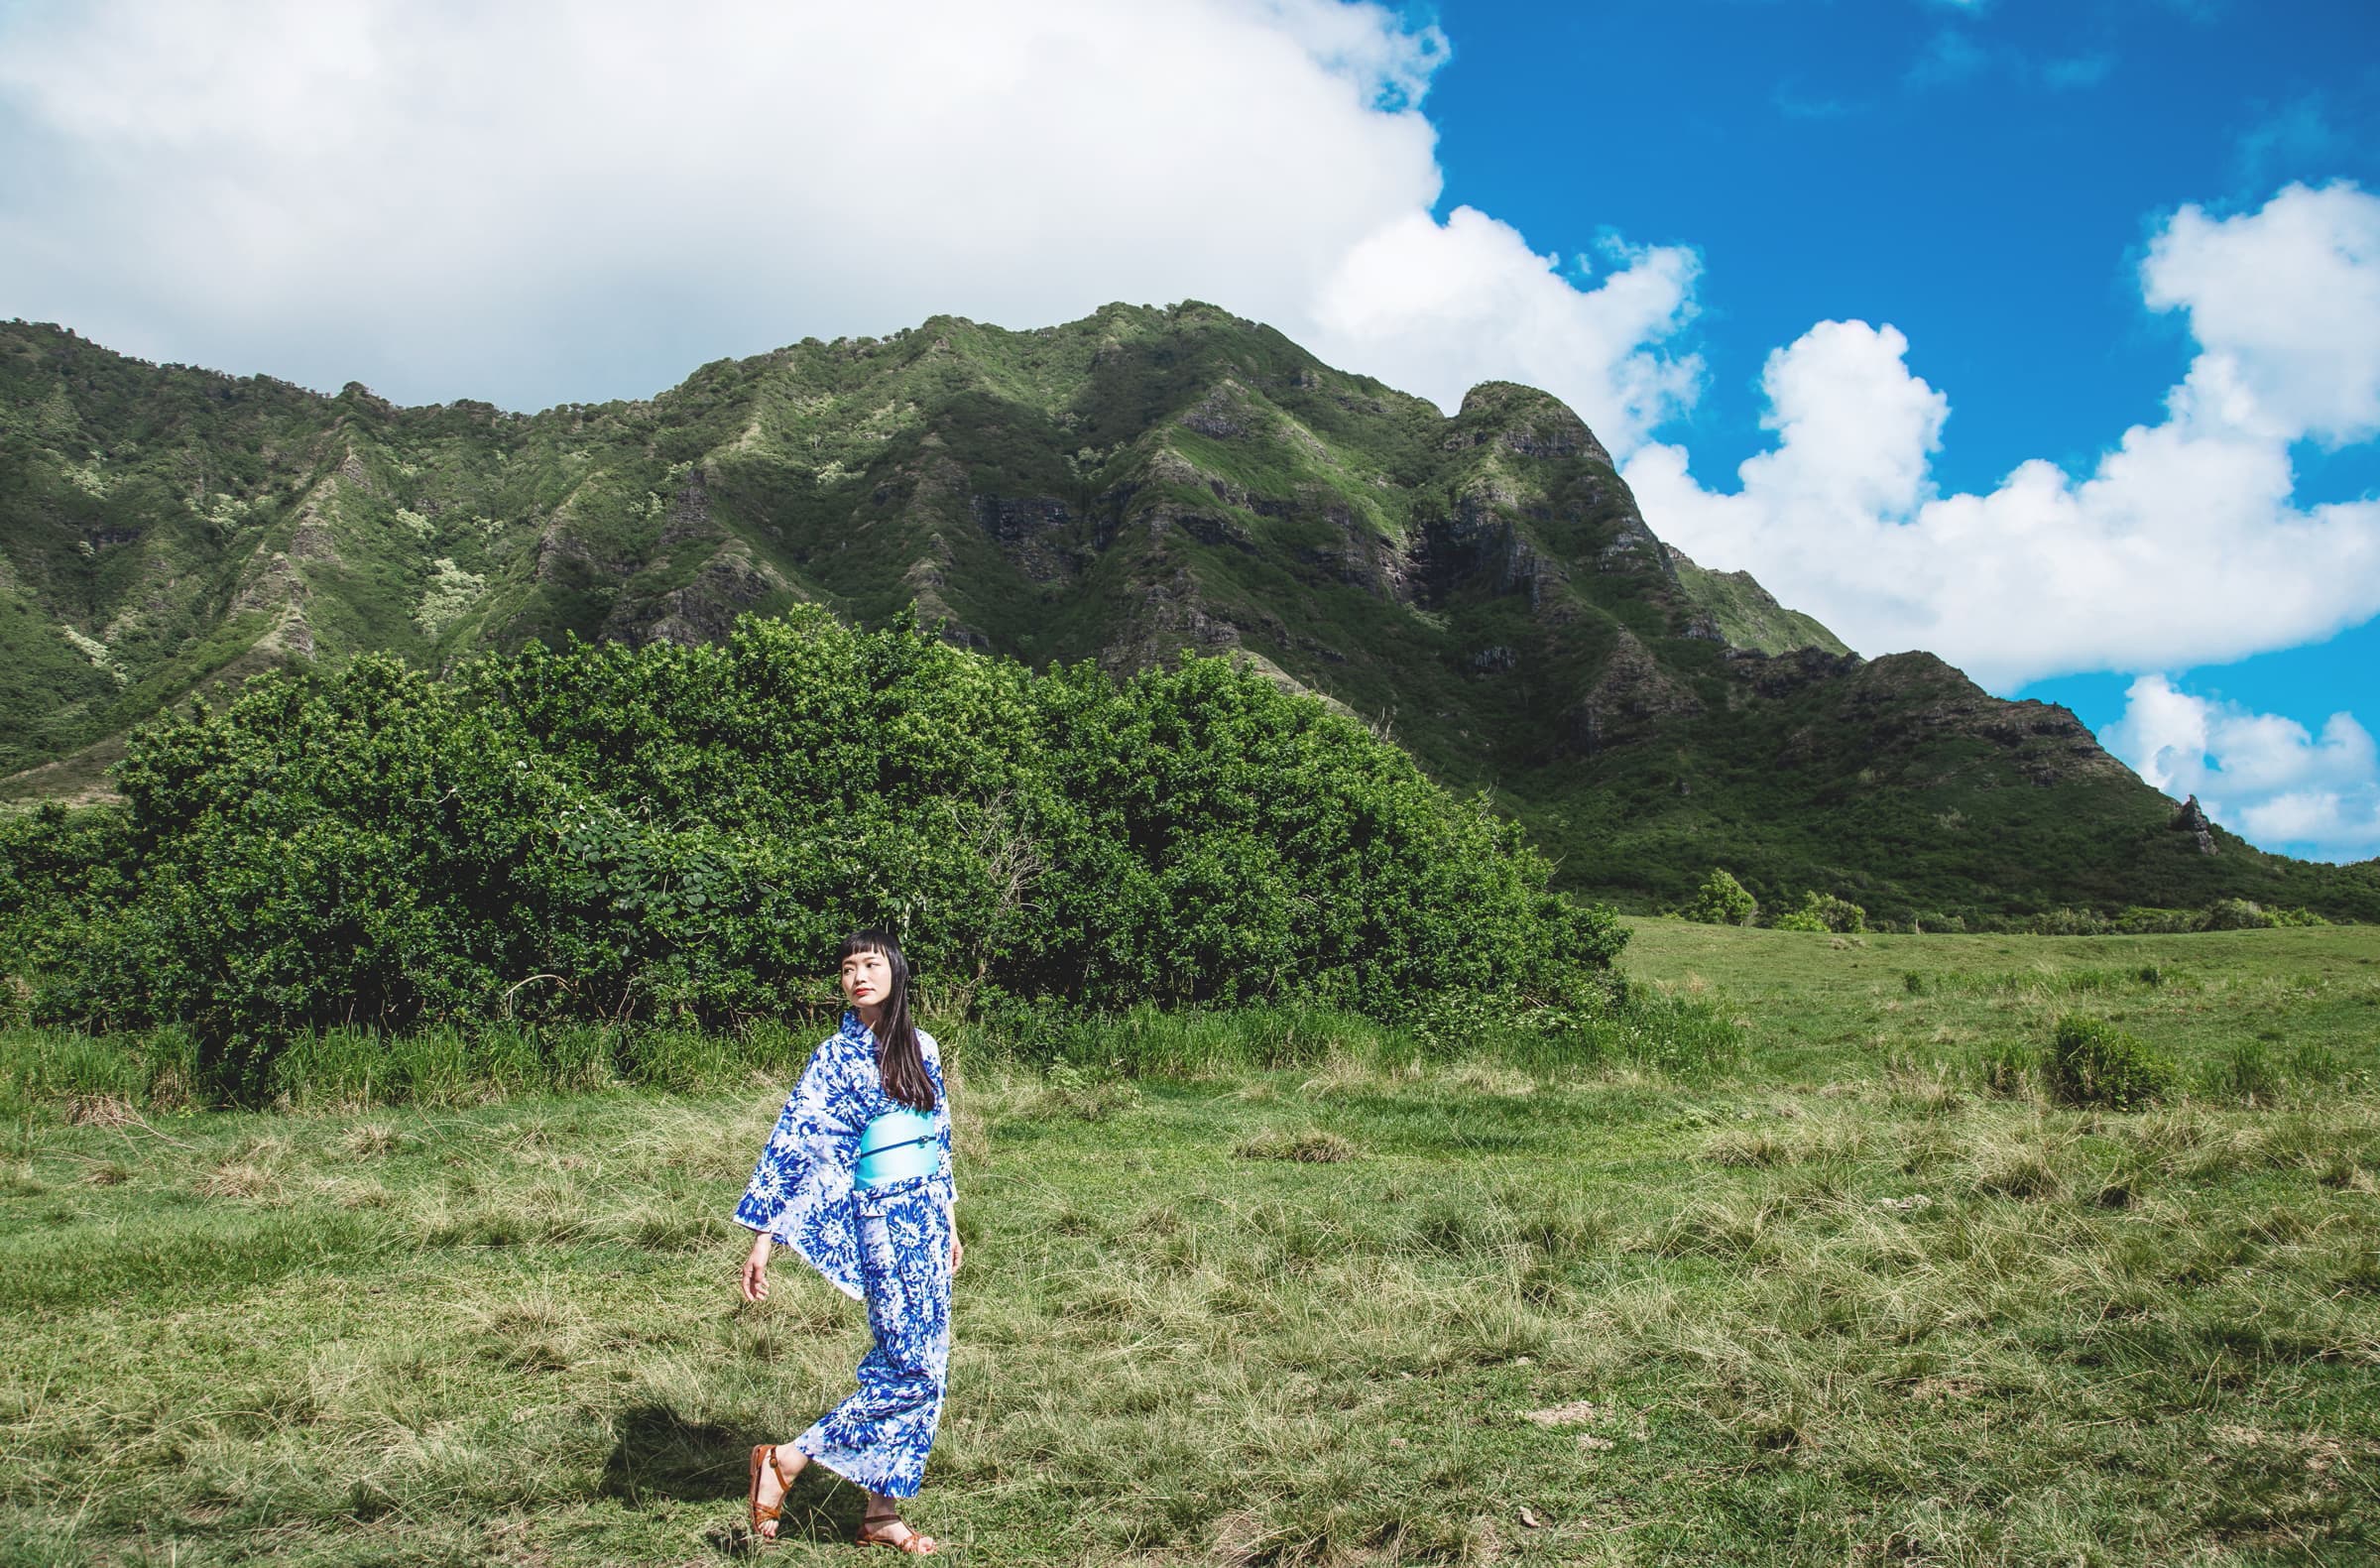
[949,1232,964,1274]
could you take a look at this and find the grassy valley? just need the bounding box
[2,921,2373,1565]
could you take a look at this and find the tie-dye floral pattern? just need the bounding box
[791,1180,953,1497]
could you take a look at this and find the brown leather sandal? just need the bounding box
[748,1443,804,1541]
[858,1504,938,1555]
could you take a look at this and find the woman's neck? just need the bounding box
[854,1002,889,1033]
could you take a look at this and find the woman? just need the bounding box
[738,930,962,1554]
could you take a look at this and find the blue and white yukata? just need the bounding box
[735,1012,956,1499]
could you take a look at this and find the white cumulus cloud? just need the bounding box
[1308,209,1702,453]
[2101,674,2380,863]
[0,0,1695,436]
[1624,181,2380,691]
[2145,181,2380,444]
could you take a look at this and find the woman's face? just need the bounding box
[841,948,895,1013]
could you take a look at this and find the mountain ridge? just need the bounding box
[3,305,2372,922]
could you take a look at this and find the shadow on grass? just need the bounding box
[602,1404,855,1551]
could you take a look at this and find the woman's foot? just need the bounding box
[858,1503,937,1555]
[748,1443,806,1541]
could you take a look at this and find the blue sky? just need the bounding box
[1431,0,2380,497]
[0,0,2374,860]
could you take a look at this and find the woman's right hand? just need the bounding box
[740,1235,773,1302]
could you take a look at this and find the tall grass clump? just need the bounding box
[938,991,1742,1082]
[2046,1016,2177,1110]
[2202,1039,2287,1106]
[1,991,1751,1118]
[969,999,1376,1076]
[263,1024,623,1108]
[5,1017,833,1116]
[0,1025,195,1118]
[1977,1040,2036,1097]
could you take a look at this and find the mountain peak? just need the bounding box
[1449,382,1609,466]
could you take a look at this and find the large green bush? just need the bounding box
[1,610,1621,1086]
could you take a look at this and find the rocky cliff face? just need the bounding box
[4,307,2368,919]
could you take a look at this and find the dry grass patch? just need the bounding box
[195,1160,281,1201]
[1288,1055,1388,1097]
[468,1291,592,1376]
[1432,1061,1540,1098]
[340,1122,404,1157]
[61,1092,136,1127]
[1234,1128,1358,1164]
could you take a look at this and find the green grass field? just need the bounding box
[1621,917,2380,1084]
[2,923,2375,1565]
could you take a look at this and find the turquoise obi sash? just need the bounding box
[855,1107,937,1189]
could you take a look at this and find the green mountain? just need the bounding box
[4,307,2373,922]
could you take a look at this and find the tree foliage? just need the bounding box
[1684,868,1757,926]
[1772,890,1866,934]
[0,611,1621,1085]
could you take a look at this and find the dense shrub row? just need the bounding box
[0,611,1622,1090]
[1975,901,2327,935]
[1679,867,2333,937]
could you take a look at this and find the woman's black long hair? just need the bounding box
[838,928,936,1112]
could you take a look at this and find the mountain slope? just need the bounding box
[3,308,2372,921]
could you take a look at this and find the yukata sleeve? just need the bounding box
[733,1037,869,1299]
[920,1029,957,1211]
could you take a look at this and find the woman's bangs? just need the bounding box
[836,929,905,968]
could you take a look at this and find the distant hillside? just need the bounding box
[4,307,2373,921]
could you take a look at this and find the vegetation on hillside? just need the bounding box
[1662,544,1850,656]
